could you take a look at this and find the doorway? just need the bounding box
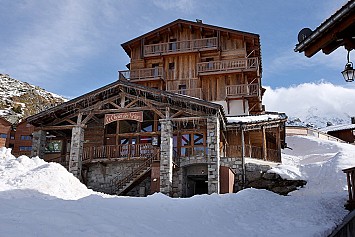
[186,175,208,197]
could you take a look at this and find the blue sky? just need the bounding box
[0,0,352,98]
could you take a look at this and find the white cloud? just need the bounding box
[263,82,355,125]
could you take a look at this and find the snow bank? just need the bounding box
[1,135,355,236]
[0,147,98,200]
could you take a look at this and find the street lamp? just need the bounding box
[342,50,355,82]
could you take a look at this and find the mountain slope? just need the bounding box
[0,74,66,122]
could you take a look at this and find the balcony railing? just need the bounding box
[119,67,164,81]
[197,57,258,75]
[168,88,203,99]
[82,144,160,162]
[223,145,280,163]
[343,167,355,210]
[226,83,259,98]
[144,37,217,56]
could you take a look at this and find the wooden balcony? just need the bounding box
[197,57,258,75]
[144,37,218,57]
[168,88,203,99]
[343,167,355,210]
[118,67,164,82]
[223,145,280,163]
[82,144,160,163]
[226,83,259,98]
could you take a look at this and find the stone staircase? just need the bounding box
[110,157,153,195]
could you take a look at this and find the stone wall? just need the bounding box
[206,117,220,194]
[126,176,151,197]
[86,160,146,194]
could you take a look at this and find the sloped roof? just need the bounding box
[27,79,226,126]
[319,123,355,133]
[121,19,260,56]
[226,112,287,130]
[295,0,355,57]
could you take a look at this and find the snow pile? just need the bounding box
[0,147,97,200]
[1,136,355,236]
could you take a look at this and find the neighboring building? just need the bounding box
[319,123,355,144]
[0,117,11,148]
[27,19,287,197]
[0,116,35,156]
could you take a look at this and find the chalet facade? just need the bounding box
[0,117,35,156]
[27,19,287,197]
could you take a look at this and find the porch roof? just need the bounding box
[26,79,226,127]
[226,112,287,130]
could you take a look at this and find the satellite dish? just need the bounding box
[298,28,313,43]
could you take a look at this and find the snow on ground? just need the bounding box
[1,136,355,236]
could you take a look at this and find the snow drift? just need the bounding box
[1,135,355,236]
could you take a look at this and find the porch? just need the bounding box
[144,37,217,57]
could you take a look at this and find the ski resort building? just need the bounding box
[27,19,287,197]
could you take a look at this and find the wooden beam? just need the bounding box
[109,101,121,109]
[125,98,139,108]
[91,106,152,114]
[171,110,184,118]
[35,124,87,131]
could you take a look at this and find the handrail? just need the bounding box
[82,144,160,161]
[118,67,164,81]
[226,83,259,97]
[144,37,217,56]
[197,57,258,74]
[111,148,160,194]
[343,167,355,210]
[223,145,280,162]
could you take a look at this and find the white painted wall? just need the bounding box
[213,100,249,116]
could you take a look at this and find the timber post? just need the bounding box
[207,116,220,194]
[31,130,46,158]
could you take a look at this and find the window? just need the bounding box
[20,135,32,140]
[179,84,187,95]
[45,140,62,153]
[19,146,32,151]
[169,62,175,70]
[206,58,214,69]
[180,132,206,157]
[0,133,7,138]
[169,39,177,51]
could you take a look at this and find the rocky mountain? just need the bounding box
[0,74,66,123]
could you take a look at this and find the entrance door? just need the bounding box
[186,175,208,197]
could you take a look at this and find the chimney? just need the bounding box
[352,117,355,124]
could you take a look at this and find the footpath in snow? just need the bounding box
[1,135,355,237]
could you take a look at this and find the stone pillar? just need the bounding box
[207,116,220,194]
[69,126,84,180]
[159,119,173,196]
[31,130,46,158]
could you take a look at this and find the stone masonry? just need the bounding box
[31,130,46,158]
[159,119,173,195]
[69,126,84,180]
[207,116,220,194]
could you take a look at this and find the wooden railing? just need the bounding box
[82,144,160,162]
[144,37,217,56]
[197,57,258,74]
[168,88,203,99]
[226,83,259,97]
[119,67,164,81]
[343,167,355,210]
[223,145,280,163]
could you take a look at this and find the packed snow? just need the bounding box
[1,135,355,237]
[227,113,286,124]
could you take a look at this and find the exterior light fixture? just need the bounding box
[342,50,355,82]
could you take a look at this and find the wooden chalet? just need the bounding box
[26,19,287,197]
[0,117,12,148]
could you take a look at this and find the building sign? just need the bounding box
[104,112,143,125]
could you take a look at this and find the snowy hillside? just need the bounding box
[1,135,355,237]
[0,74,66,121]
[264,82,355,128]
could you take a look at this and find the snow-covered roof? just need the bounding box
[319,124,355,133]
[227,113,287,124]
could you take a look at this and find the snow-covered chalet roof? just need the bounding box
[227,113,287,125]
[319,124,355,133]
